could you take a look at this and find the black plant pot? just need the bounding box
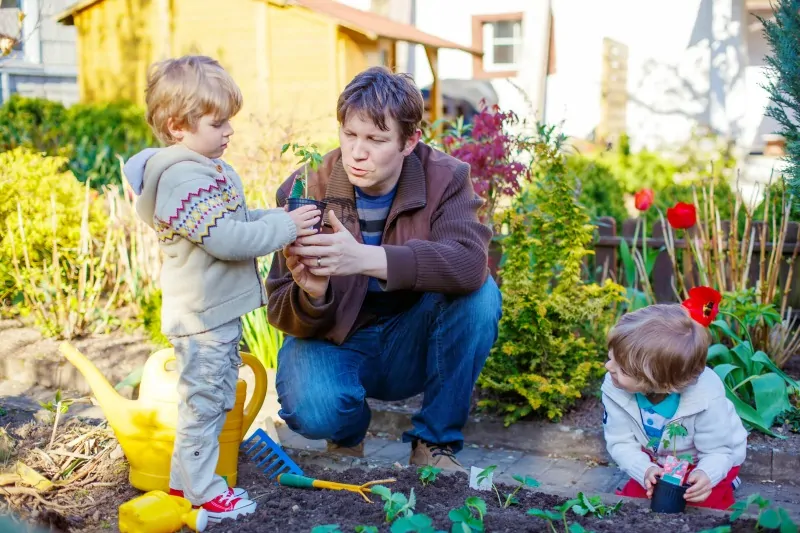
[650,477,688,513]
[287,197,327,232]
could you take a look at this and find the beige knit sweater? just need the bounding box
[124,144,296,337]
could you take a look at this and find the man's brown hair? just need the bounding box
[336,66,423,144]
[607,304,710,393]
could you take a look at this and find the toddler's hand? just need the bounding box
[684,470,712,502]
[287,205,321,238]
[645,466,663,499]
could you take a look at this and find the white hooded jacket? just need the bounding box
[601,367,747,488]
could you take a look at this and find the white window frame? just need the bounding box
[482,18,522,72]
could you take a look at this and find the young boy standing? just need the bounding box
[602,296,747,510]
[123,55,320,522]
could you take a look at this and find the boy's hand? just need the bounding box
[286,205,321,238]
[645,466,663,498]
[684,470,712,502]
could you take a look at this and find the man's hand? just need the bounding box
[288,210,386,278]
[645,466,663,499]
[684,470,712,502]
[283,246,329,302]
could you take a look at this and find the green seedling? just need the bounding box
[390,513,445,533]
[0,405,7,417]
[730,493,798,532]
[355,527,379,533]
[568,492,621,518]
[310,526,342,533]
[282,142,324,200]
[476,465,538,508]
[528,498,598,533]
[776,407,800,433]
[697,527,731,533]
[418,465,442,487]
[371,485,417,523]
[449,496,486,532]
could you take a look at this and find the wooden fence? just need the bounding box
[590,216,800,310]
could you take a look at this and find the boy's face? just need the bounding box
[605,350,646,393]
[339,111,420,196]
[170,114,233,159]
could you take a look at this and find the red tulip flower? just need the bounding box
[681,286,722,327]
[634,189,654,211]
[667,202,697,229]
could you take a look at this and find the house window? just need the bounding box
[0,0,23,53]
[484,20,522,69]
[472,13,523,79]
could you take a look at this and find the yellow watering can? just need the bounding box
[119,490,207,532]
[59,342,267,493]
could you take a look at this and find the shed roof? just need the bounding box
[56,0,483,56]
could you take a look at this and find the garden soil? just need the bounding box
[0,412,772,533]
[220,463,758,533]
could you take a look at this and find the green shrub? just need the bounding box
[0,148,108,303]
[478,125,626,424]
[567,155,628,227]
[141,289,170,347]
[0,95,156,189]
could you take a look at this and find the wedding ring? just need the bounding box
[317,257,322,268]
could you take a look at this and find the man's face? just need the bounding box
[339,111,420,196]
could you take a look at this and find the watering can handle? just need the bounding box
[239,352,267,440]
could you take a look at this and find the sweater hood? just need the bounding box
[124,145,217,228]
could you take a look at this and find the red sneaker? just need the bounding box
[169,486,250,500]
[200,487,256,523]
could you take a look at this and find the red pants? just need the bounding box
[615,466,741,510]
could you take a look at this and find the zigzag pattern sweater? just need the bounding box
[125,144,297,337]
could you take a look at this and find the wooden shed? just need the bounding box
[56,0,481,137]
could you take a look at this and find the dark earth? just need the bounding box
[217,463,759,533]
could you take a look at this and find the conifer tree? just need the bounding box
[759,0,800,200]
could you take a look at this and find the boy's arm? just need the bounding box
[602,392,656,487]
[692,394,745,486]
[156,166,297,261]
[250,207,285,220]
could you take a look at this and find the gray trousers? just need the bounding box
[169,318,242,505]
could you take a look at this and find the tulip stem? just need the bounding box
[720,310,754,349]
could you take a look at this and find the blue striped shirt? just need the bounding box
[355,185,396,292]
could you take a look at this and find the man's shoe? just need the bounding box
[409,439,466,473]
[326,440,365,458]
[200,487,257,523]
[170,486,250,500]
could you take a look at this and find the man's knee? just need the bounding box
[279,387,366,440]
[276,337,367,440]
[449,275,502,332]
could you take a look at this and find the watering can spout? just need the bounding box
[59,342,135,433]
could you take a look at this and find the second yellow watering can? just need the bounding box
[59,342,267,493]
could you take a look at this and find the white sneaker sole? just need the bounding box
[207,503,257,523]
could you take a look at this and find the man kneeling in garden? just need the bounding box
[266,66,502,472]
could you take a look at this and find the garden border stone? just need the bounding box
[365,399,794,483]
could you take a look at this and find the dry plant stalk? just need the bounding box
[1,418,124,517]
[655,177,800,365]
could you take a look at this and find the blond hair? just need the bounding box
[607,304,709,393]
[145,55,243,144]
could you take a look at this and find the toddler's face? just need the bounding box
[172,113,234,159]
[605,350,646,393]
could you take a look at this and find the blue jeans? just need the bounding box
[275,276,502,453]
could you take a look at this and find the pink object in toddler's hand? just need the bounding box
[661,456,690,486]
